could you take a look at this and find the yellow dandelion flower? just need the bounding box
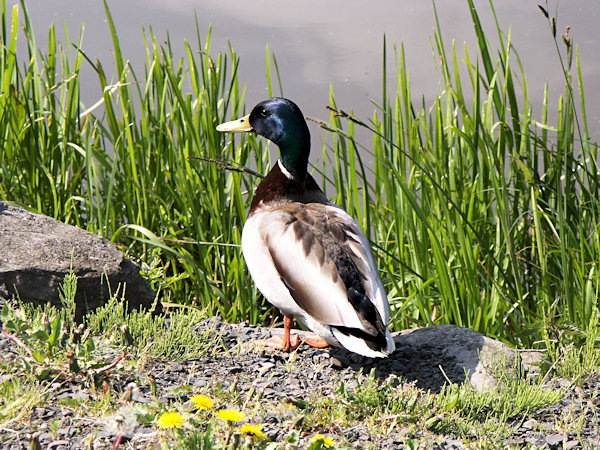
[238,423,267,439]
[190,394,214,410]
[216,409,246,422]
[156,411,185,429]
[312,433,336,448]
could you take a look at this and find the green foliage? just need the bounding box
[58,267,77,332]
[0,0,598,351]
[333,370,419,423]
[299,366,563,443]
[0,373,46,424]
[0,0,269,324]
[302,370,428,433]
[138,249,190,300]
[172,424,277,450]
[1,274,98,379]
[429,368,565,437]
[549,305,600,382]
[87,294,220,361]
[174,426,211,450]
[1,269,215,383]
[175,425,217,450]
[312,0,600,346]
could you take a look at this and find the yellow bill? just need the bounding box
[216,114,252,133]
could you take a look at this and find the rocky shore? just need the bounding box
[1,317,598,449]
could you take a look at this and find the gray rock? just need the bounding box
[0,202,159,318]
[393,324,519,392]
[268,323,519,392]
[545,433,565,447]
[522,418,538,429]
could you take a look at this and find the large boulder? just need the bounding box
[392,325,520,392]
[276,324,522,392]
[0,202,159,318]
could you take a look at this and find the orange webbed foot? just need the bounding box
[301,334,331,349]
[260,334,300,352]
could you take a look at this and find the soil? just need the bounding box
[1,317,598,449]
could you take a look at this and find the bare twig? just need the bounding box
[187,156,264,179]
[1,328,34,357]
[91,353,124,375]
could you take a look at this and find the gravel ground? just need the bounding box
[1,317,599,449]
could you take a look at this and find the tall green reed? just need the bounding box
[313,0,599,345]
[2,0,598,346]
[0,0,271,323]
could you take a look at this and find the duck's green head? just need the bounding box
[217,97,311,177]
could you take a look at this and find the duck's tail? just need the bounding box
[332,327,396,358]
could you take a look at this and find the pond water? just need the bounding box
[18,0,600,137]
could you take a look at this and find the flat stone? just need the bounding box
[257,362,275,376]
[545,433,565,447]
[0,202,159,318]
[393,324,519,392]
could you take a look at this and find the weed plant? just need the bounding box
[0,270,215,381]
[0,0,599,351]
[87,294,222,361]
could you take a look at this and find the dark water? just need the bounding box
[18,0,600,136]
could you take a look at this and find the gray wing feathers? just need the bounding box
[259,203,387,333]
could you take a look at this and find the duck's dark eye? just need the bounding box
[259,108,269,118]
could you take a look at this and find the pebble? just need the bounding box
[48,440,71,449]
[257,362,275,376]
[545,433,565,447]
[229,365,243,374]
[37,433,53,442]
[330,356,347,369]
[72,390,89,402]
[169,362,185,372]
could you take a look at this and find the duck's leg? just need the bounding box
[281,315,297,351]
[260,317,330,351]
[262,315,300,351]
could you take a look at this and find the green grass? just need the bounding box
[0,0,599,353]
[1,269,218,380]
[0,372,47,425]
[87,294,223,361]
[1,272,597,448]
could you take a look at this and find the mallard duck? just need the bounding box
[217,97,395,358]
